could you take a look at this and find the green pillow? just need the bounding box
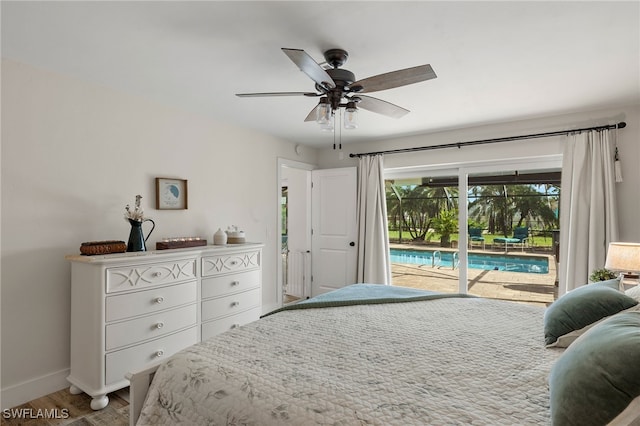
[590,277,623,291]
[549,311,640,425]
[544,279,637,347]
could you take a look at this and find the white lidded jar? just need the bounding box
[213,228,227,245]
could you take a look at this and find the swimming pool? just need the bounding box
[390,248,549,274]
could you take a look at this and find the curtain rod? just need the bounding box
[349,121,626,158]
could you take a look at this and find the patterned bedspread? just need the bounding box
[137,287,562,425]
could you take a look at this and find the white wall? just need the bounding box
[0,59,318,408]
[318,106,640,242]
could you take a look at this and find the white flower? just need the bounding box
[124,195,146,222]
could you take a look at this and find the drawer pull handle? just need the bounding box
[155,296,165,304]
[156,322,164,329]
[156,350,164,358]
[230,261,238,265]
[231,323,241,329]
[231,281,240,286]
[231,301,240,308]
[151,272,162,278]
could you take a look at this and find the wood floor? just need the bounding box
[2,388,129,425]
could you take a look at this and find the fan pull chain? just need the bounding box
[329,109,345,150]
[339,110,342,150]
[333,111,336,150]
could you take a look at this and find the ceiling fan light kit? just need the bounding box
[343,101,358,129]
[316,97,332,125]
[236,47,437,143]
[320,115,334,132]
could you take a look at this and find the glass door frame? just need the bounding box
[386,154,562,294]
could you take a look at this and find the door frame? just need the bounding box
[276,157,315,309]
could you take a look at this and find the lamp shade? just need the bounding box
[605,242,640,273]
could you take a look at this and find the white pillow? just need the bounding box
[626,285,640,302]
[550,304,640,348]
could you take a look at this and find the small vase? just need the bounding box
[213,228,227,245]
[127,218,156,252]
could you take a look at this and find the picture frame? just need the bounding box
[155,178,188,210]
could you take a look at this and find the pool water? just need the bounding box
[390,249,549,274]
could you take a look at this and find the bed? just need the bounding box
[128,283,640,425]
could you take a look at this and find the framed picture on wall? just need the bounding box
[155,178,188,210]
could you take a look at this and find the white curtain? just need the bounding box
[558,129,619,294]
[357,154,392,284]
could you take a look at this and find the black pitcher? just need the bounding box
[126,218,155,252]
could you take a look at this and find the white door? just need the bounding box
[311,167,358,296]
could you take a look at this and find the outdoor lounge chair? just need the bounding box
[468,227,485,250]
[493,227,529,252]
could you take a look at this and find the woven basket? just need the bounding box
[227,237,246,244]
[80,240,127,255]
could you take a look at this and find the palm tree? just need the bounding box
[386,183,459,242]
[400,185,435,241]
[386,184,432,241]
[469,184,559,236]
[389,180,560,243]
[423,185,458,215]
[510,185,558,230]
[468,185,513,235]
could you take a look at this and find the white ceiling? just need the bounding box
[2,1,639,147]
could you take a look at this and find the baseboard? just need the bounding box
[1,368,70,410]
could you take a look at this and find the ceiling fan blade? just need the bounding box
[350,64,437,93]
[304,104,320,122]
[282,48,336,90]
[356,95,410,119]
[236,92,319,97]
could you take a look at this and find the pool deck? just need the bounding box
[390,243,558,308]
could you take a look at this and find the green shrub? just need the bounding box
[589,268,617,283]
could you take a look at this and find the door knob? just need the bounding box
[349,241,355,247]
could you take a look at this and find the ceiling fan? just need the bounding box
[236,48,437,126]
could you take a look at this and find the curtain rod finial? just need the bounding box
[618,122,626,129]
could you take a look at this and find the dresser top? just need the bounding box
[66,242,264,264]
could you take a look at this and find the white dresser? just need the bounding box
[200,249,262,340]
[66,243,263,409]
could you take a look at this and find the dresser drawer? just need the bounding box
[105,327,198,385]
[106,281,197,322]
[201,307,261,340]
[201,249,261,277]
[106,259,196,293]
[201,288,261,322]
[105,304,197,351]
[201,270,260,299]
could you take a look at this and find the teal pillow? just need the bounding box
[549,311,640,425]
[590,277,623,291]
[544,279,637,347]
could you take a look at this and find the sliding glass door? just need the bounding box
[387,155,562,304]
[463,166,561,305]
[386,171,461,294]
